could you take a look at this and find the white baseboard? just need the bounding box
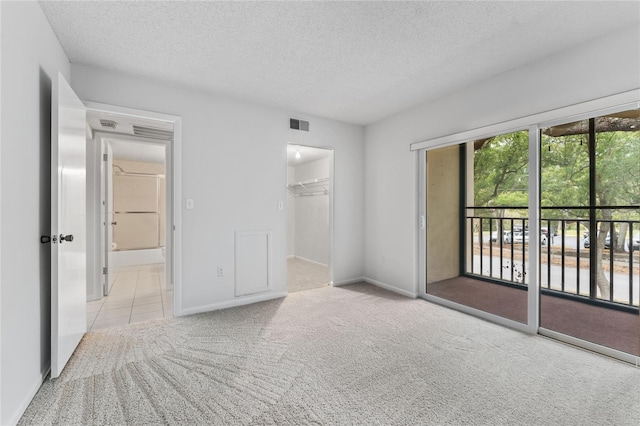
[332,277,365,286]
[294,256,328,268]
[113,248,163,268]
[363,277,417,299]
[180,291,288,316]
[6,367,50,426]
[287,255,296,259]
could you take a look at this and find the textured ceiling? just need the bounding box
[40,1,640,126]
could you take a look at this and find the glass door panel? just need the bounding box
[540,110,640,356]
[427,131,529,324]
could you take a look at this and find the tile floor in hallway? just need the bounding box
[86,263,173,332]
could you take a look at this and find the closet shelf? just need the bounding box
[287,177,329,197]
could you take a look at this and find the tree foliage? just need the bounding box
[473,130,529,208]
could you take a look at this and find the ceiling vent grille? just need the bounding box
[290,118,309,131]
[133,125,174,141]
[99,119,117,129]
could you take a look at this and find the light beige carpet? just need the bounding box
[287,257,329,293]
[20,283,640,425]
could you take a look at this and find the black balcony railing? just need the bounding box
[465,206,639,308]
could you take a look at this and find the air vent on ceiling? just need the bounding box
[290,118,309,132]
[133,125,174,141]
[99,119,117,129]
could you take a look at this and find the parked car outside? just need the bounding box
[633,233,640,250]
[541,226,556,237]
[490,230,513,243]
[513,231,526,244]
[541,233,548,245]
[505,230,547,245]
[583,231,612,249]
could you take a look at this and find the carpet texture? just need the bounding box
[20,283,640,425]
[287,257,329,293]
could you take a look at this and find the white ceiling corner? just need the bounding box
[39,1,640,126]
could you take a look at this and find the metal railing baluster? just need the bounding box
[576,220,581,296]
[609,221,614,302]
[629,222,634,306]
[510,218,514,282]
[499,218,504,280]
[469,218,474,275]
[489,219,493,278]
[479,217,483,276]
[561,220,566,292]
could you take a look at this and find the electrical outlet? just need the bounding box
[217,267,224,277]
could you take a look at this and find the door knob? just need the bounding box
[59,234,74,243]
[111,221,117,225]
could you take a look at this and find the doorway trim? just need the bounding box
[84,101,183,316]
[285,143,335,289]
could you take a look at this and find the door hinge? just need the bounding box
[103,153,108,161]
[102,267,108,275]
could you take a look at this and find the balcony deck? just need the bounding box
[428,276,640,356]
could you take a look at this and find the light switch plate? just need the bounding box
[185,198,194,210]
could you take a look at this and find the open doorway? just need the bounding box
[287,144,334,292]
[85,108,176,331]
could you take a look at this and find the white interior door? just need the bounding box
[51,72,87,379]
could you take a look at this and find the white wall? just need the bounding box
[71,64,365,313]
[0,2,71,424]
[364,24,640,296]
[293,157,331,266]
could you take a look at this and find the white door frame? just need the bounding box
[84,101,183,316]
[286,143,335,287]
[94,132,169,296]
[416,149,427,299]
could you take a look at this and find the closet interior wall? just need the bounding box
[289,157,331,266]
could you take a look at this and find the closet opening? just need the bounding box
[286,144,334,292]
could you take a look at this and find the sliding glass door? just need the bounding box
[540,109,639,356]
[422,106,639,360]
